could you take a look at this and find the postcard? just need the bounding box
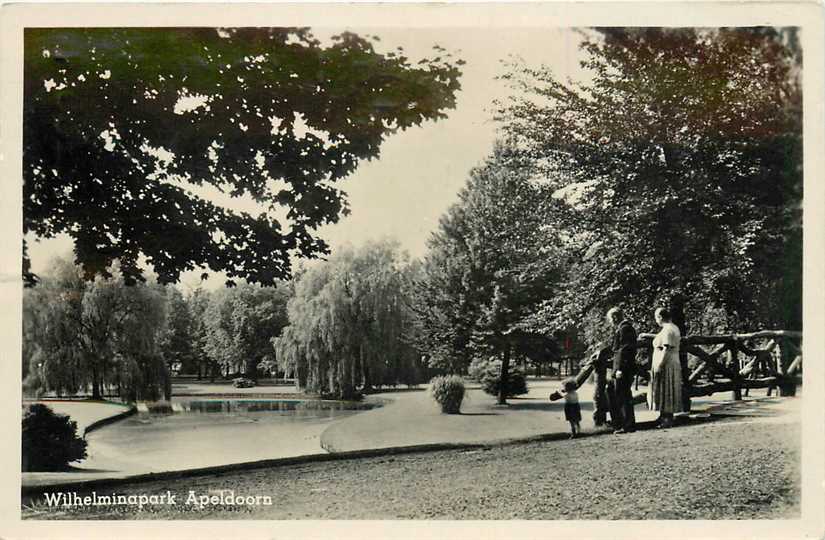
[1,2,823,539]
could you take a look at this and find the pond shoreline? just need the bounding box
[22,413,800,520]
[22,394,389,489]
[23,386,796,499]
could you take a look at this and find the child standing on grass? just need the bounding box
[560,378,582,438]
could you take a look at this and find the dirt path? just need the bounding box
[23,415,800,520]
[321,381,615,452]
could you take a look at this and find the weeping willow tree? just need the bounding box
[22,256,170,401]
[274,240,423,399]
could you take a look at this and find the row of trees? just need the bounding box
[408,27,802,399]
[22,257,292,399]
[24,243,430,401]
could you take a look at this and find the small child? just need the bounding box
[560,378,582,438]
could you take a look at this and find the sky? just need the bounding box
[26,27,587,290]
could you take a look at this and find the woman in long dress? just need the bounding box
[647,307,683,428]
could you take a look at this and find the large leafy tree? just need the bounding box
[201,288,238,377]
[24,28,462,286]
[229,283,290,379]
[201,283,290,379]
[159,288,195,374]
[411,144,563,401]
[497,28,802,338]
[185,287,216,380]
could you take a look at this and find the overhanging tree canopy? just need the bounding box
[497,27,802,338]
[24,27,463,285]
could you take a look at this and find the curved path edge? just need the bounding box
[23,399,136,437]
[22,390,795,497]
[21,414,731,500]
[82,406,137,437]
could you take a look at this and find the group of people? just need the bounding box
[558,306,685,438]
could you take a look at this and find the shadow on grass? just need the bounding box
[505,400,578,412]
[507,403,558,412]
[65,466,118,473]
[24,464,118,474]
[363,387,427,395]
[551,415,724,440]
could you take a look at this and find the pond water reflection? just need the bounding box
[83,398,384,474]
[137,398,381,418]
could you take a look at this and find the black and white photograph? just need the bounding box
[2,2,824,537]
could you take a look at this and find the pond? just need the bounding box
[82,398,384,474]
[136,398,381,417]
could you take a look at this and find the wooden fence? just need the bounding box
[551,330,802,404]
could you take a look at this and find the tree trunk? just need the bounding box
[295,357,307,392]
[338,348,356,401]
[91,364,102,400]
[497,343,511,405]
[362,361,373,394]
[245,357,258,381]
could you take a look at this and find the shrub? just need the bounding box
[22,404,87,471]
[233,377,256,388]
[481,365,528,398]
[430,375,466,414]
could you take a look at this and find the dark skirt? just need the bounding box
[564,402,582,422]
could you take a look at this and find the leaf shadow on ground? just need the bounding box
[504,399,586,412]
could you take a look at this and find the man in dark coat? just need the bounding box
[606,307,637,434]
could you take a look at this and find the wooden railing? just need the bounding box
[551,330,802,403]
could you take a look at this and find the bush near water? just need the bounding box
[430,375,466,414]
[22,403,87,471]
[482,369,528,398]
[470,357,528,398]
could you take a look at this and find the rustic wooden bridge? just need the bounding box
[552,330,802,405]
